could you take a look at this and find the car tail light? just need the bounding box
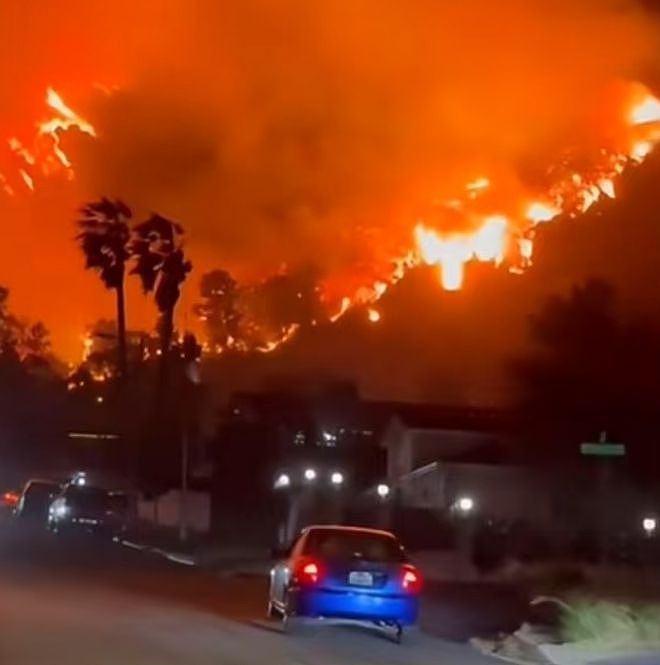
[402,565,422,593]
[2,491,18,507]
[295,558,322,586]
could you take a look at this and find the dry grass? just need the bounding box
[559,599,660,651]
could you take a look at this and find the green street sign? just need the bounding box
[580,442,625,457]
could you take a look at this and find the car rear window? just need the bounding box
[25,483,58,501]
[304,529,407,563]
[65,487,113,511]
[107,492,129,512]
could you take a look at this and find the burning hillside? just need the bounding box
[1,88,96,195]
[0,1,658,356]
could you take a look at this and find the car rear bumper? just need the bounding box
[54,518,124,534]
[294,588,419,625]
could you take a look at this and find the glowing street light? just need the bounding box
[377,483,390,499]
[96,395,104,404]
[330,471,344,486]
[455,496,475,514]
[304,468,317,482]
[274,473,290,490]
[642,516,657,536]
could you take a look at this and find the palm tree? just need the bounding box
[77,198,132,377]
[131,214,192,384]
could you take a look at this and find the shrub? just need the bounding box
[560,600,660,651]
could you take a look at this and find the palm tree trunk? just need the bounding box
[159,308,174,388]
[116,275,128,378]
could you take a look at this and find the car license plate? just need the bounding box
[348,571,373,586]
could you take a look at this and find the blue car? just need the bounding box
[268,525,422,641]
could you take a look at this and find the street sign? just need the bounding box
[580,442,625,457]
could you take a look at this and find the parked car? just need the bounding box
[14,479,61,526]
[48,485,129,537]
[268,525,422,641]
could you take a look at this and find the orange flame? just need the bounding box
[406,88,660,292]
[367,308,381,323]
[415,215,507,290]
[630,95,660,125]
[2,87,97,194]
[330,296,352,322]
[39,87,96,171]
[81,333,94,362]
[525,202,559,224]
[256,323,300,353]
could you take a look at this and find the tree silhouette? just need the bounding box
[240,266,323,348]
[513,278,660,471]
[0,287,51,361]
[0,286,21,352]
[255,266,323,331]
[76,198,132,377]
[195,270,241,350]
[131,214,192,384]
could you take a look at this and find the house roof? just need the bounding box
[225,391,513,437]
[374,401,513,433]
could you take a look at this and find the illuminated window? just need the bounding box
[318,430,338,447]
[294,430,306,446]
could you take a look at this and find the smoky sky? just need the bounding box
[0,0,658,378]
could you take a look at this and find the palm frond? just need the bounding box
[76,198,132,289]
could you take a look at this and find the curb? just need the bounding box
[114,536,198,567]
[114,537,273,575]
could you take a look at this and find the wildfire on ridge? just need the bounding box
[408,90,660,293]
[4,82,660,360]
[255,323,300,353]
[1,87,96,194]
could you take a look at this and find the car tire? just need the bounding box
[281,589,296,633]
[267,600,279,620]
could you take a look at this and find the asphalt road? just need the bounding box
[0,527,506,665]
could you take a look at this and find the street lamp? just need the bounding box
[304,468,317,482]
[330,471,344,486]
[377,483,390,499]
[455,496,475,514]
[74,472,87,487]
[274,473,290,490]
[642,516,657,537]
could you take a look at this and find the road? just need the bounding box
[0,528,502,665]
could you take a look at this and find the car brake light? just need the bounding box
[296,558,322,586]
[402,565,422,593]
[2,491,19,506]
[303,562,318,580]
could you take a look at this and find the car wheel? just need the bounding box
[281,589,295,632]
[267,600,279,620]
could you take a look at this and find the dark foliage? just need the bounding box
[512,278,660,474]
[194,270,241,349]
[131,214,192,392]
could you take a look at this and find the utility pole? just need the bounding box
[178,334,201,542]
[580,431,625,564]
[179,422,189,542]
